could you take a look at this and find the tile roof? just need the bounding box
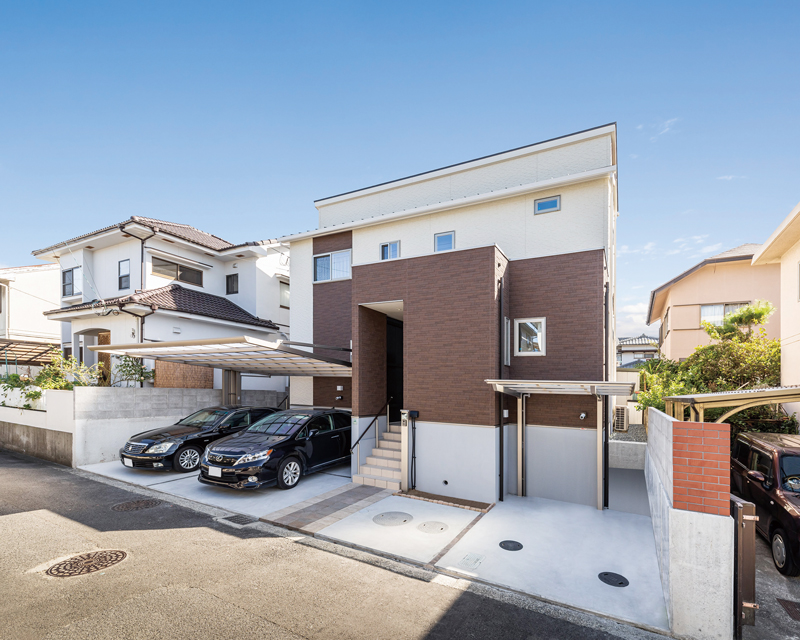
[707,243,762,260]
[33,216,235,255]
[44,284,279,330]
[618,334,658,346]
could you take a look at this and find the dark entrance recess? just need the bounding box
[387,317,404,422]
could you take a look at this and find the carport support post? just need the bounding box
[517,395,526,497]
[596,394,603,510]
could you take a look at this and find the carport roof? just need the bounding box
[90,336,352,377]
[486,380,634,397]
[0,339,58,366]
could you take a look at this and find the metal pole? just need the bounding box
[596,394,603,510]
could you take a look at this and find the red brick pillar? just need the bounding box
[673,420,731,515]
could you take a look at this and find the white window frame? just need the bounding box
[504,317,511,366]
[434,231,455,253]
[514,317,546,357]
[534,195,561,215]
[118,259,130,290]
[380,241,400,261]
[313,249,351,283]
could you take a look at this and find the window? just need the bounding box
[514,317,546,356]
[314,250,351,282]
[332,413,351,429]
[118,260,130,290]
[504,317,511,366]
[534,195,561,214]
[664,310,669,335]
[226,273,238,295]
[751,449,773,481]
[307,415,333,432]
[152,257,203,286]
[700,303,747,327]
[61,267,81,297]
[280,281,290,308]
[434,231,455,252]
[380,241,400,260]
[733,438,751,466]
[220,410,249,428]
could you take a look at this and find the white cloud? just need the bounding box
[620,242,656,255]
[700,243,722,254]
[622,302,648,314]
[630,153,639,159]
[616,299,654,336]
[716,175,746,181]
[650,117,679,141]
[636,124,643,130]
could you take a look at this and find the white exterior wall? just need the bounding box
[144,237,227,295]
[781,236,800,418]
[351,179,609,265]
[318,134,612,228]
[289,239,314,344]
[84,239,142,298]
[0,266,61,343]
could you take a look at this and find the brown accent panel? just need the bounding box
[313,377,352,409]
[352,246,503,426]
[509,249,605,381]
[154,360,213,389]
[525,394,597,428]
[313,231,352,254]
[352,305,388,416]
[313,278,352,360]
[98,332,111,385]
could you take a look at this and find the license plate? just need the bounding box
[209,466,222,477]
[123,458,133,467]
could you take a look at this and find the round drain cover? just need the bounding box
[499,540,523,551]
[46,550,127,577]
[418,521,449,534]
[372,511,413,526]
[598,572,629,587]
[111,499,163,512]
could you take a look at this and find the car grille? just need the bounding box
[124,442,147,454]
[131,459,159,468]
[207,453,238,465]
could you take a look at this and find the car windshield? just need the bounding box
[177,409,228,428]
[247,412,309,435]
[781,455,800,493]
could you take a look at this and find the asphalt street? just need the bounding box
[0,448,668,640]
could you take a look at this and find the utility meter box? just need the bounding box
[400,409,410,429]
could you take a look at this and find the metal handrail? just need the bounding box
[350,396,392,453]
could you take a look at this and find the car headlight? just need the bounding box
[236,449,273,465]
[147,442,177,454]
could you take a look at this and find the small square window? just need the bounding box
[514,317,546,356]
[434,231,454,252]
[226,273,238,295]
[380,241,400,260]
[118,259,130,290]
[534,195,561,214]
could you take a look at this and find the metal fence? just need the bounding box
[730,494,758,639]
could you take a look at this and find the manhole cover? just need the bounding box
[46,550,127,577]
[598,572,629,587]
[778,598,800,621]
[372,511,413,526]
[418,521,449,534]
[111,499,163,512]
[499,540,523,551]
[457,552,485,571]
[222,514,259,525]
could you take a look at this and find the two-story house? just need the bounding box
[32,217,290,391]
[647,244,780,360]
[281,123,628,509]
[616,334,658,367]
[0,264,62,376]
[752,199,800,418]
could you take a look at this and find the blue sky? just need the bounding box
[2,2,799,335]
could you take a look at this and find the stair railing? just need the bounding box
[350,397,393,455]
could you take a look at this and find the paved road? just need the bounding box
[0,449,665,640]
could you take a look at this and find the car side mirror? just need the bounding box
[747,470,766,483]
[308,428,320,438]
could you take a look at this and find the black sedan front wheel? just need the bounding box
[277,457,302,490]
[174,446,202,473]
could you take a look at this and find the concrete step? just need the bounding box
[353,473,401,491]
[388,423,402,434]
[360,464,401,480]
[382,432,401,442]
[377,439,401,451]
[370,446,401,460]
[366,455,402,469]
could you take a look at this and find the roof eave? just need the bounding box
[752,201,800,266]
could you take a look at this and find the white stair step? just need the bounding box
[388,424,402,434]
[360,464,401,480]
[376,439,401,450]
[370,447,401,460]
[382,432,401,442]
[353,474,401,491]
[365,455,402,469]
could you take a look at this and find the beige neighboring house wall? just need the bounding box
[0,264,61,343]
[647,245,780,361]
[753,200,800,417]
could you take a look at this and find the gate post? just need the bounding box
[731,494,758,639]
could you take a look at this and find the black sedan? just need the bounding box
[120,406,277,472]
[199,409,352,490]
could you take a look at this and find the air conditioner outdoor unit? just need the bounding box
[614,405,629,432]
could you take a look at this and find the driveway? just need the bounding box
[1,448,666,640]
[744,535,800,639]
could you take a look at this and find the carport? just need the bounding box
[486,380,634,510]
[663,386,800,423]
[0,338,58,373]
[90,335,352,404]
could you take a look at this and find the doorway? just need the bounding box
[387,317,403,422]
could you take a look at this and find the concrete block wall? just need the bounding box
[673,420,731,516]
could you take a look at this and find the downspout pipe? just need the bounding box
[118,224,157,293]
[498,275,504,502]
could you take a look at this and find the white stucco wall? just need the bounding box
[780,236,800,418]
[289,239,313,345]
[0,266,61,343]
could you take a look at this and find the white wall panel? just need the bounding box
[526,426,597,507]
[290,239,313,344]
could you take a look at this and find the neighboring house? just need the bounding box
[32,217,290,391]
[282,123,622,508]
[752,200,800,417]
[646,244,780,361]
[616,334,658,367]
[0,264,62,376]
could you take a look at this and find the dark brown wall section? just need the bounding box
[352,306,387,416]
[509,249,605,381]
[313,231,353,406]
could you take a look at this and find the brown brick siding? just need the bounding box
[352,306,387,415]
[673,420,731,516]
[509,249,605,381]
[154,360,213,389]
[313,377,352,409]
[313,231,352,255]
